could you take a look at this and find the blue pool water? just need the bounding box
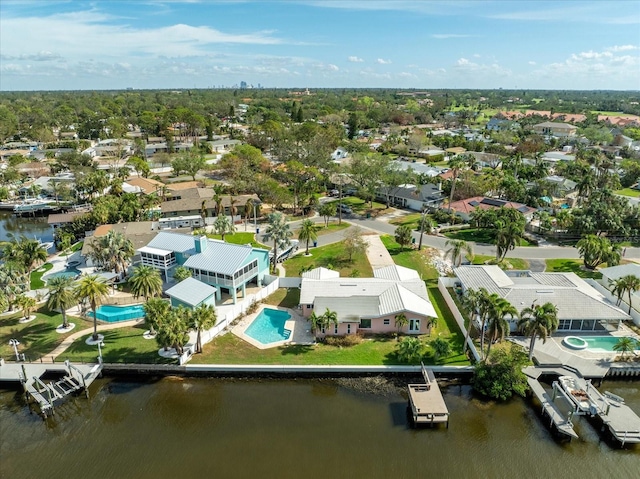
[90,304,146,323]
[46,267,81,281]
[577,336,640,352]
[245,308,292,345]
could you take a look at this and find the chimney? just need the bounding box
[194,235,207,253]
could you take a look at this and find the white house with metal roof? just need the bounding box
[454,265,630,332]
[300,265,438,337]
[138,231,270,304]
[598,263,640,315]
[165,277,217,310]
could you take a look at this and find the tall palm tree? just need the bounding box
[308,311,323,334]
[143,297,171,336]
[485,297,518,360]
[74,275,110,341]
[263,212,292,273]
[613,274,640,314]
[494,220,522,262]
[518,302,559,361]
[229,196,238,222]
[298,219,318,255]
[156,306,190,354]
[613,337,638,359]
[321,308,339,332]
[15,236,48,278]
[418,212,435,251]
[394,312,408,340]
[462,288,481,354]
[46,276,77,329]
[446,155,467,212]
[445,239,474,267]
[129,265,163,301]
[189,303,217,353]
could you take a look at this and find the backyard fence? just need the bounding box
[584,279,640,327]
[437,277,481,362]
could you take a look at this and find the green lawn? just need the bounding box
[207,232,268,249]
[444,228,532,246]
[615,188,640,198]
[326,196,389,215]
[473,255,530,270]
[30,262,54,289]
[380,235,439,285]
[293,221,349,239]
[389,213,423,230]
[262,288,300,309]
[283,240,373,277]
[545,259,603,279]
[0,308,92,360]
[59,324,176,364]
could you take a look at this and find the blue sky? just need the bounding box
[1,0,639,91]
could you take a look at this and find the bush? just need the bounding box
[432,209,463,225]
[472,346,529,401]
[324,334,363,347]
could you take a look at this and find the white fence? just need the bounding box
[278,277,302,288]
[438,277,481,362]
[585,279,640,326]
[197,276,283,348]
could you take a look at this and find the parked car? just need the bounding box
[338,203,352,214]
[344,187,357,196]
[328,189,340,197]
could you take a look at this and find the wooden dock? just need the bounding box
[407,363,450,427]
[526,376,578,439]
[0,360,103,419]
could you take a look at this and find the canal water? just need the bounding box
[1,377,638,478]
[0,210,54,245]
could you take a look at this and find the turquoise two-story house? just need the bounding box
[138,231,270,304]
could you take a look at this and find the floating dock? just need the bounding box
[407,363,450,427]
[0,360,103,419]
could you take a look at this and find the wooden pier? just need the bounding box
[407,363,450,427]
[0,360,103,419]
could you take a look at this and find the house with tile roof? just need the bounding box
[160,193,259,220]
[454,265,629,332]
[444,196,537,222]
[299,265,438,337]
[138,231,269,304]
[533,121,578,138]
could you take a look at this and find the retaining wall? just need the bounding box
[438,277,481,362]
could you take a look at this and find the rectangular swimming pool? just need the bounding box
[245,308,291,345]
[90,304,146,323]
[567,335,640,352]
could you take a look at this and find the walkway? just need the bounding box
[363,235,395,269]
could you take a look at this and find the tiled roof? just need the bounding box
[165,277,217,307]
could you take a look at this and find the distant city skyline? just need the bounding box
[1,0,639,91]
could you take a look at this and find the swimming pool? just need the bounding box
[563,335,640,352]
[46,267,81,281]
[90,304,146,323]
[245,308,291,345]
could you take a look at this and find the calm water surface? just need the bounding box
[0,210,54,245]
[1,377,638,479]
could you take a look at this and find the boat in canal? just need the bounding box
[558,375,598,415]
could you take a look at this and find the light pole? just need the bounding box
[9,339,20,361]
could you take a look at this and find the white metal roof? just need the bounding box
[301,267,340,280]
[138,246,173,256]
[374,265,421,281]
[165,277,217,307]
[599,263,640,281]
[183,242,253,276]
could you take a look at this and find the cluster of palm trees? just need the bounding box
[86,230,135,279]
[308,308,338,334]
[463,288,559,361]
[609,274,640,315]
[0,235,48,311]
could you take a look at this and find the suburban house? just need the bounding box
[598,263,640,316]
[376,183,445,211]
[165,277,217,310]
[543,175,578,199]
[47,211,86,230]
[454,265,630,332]
[208,138,242,152]
[299,265,438,337]
[533,121,578,138]
[138,231,270,304]
[124,177,165,196]
[160,193,259,220]
[444,196,537,222]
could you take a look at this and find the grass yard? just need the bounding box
[283,240,373,277]
[60,324,176,364]
[326,196,390,216]
[380,235,439,285]
[545,258,603,279]
[30,262,54,289]
[207,232,268,249]
[262,288,300,309]
[615,188,640,198]
[444,228,533,246]
[0,308,92,360]
[292,221,349,239]
[389,213,423,230]
[473,255,530,270]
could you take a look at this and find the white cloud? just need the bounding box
[528,61,536,65]
[376,58,392,64]
[606,45,639,52]
[327,64,339,71]
[348,56,364,63]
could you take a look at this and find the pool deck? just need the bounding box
[232,304,315,350]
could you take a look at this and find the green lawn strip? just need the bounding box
[444,228,532,246]
[30,262,54,289]
[292,221,349,239]
[283,240,373,277]
[389,213,422,229]
[472,255,530,270]
[262,288,300,309]
[207,232,268,249]
[326,196,388,213]
[60,324,176,364]
[0,308,93,360]
[615,188,640,198]
[545,259,603,279]
[380,235,439,285]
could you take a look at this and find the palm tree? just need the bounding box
[396,336,422,363]
[394,313,408,340]
[16,294,36,320]
[418,212,435,251]
[431,337,451,362]
[189,303,217,353]
[518,302,559,361]
[143,297,170,336]
[321,308,339,331]
[613,274,640,314]
[213,215,235,241]
[263,212,293,273]
[74,275,110,341]
[46,276,77,329]
[462,288,481,354]
[229,196,238,222]
[445,239,474,267]
[485,297,518,359]
[446,155,467,212]
[613,337,638,359]
[14,236,48,278]
[577,235,621,270]
[298,219,318,255]
[129,265,163,301]
[173,266,192,283]
[308,311,323,334]
[494,220,523,262]
[156,306,190,354]
[394,225,413,251]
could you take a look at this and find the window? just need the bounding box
[360,319,371,329]
[321,326,325,334]
[383,319,390,325]
[409,319,420,332]
[334,325,338,334]
[347,324,351,334]
[306,304,312,309]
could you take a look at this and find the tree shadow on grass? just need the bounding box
[279,344,314,356]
